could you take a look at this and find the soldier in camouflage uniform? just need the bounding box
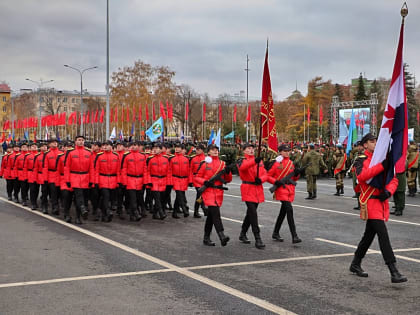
[332,144,347,196]
[290,146,302,168]
[325,145,334,178]
[406,141,418,197]
[301,143,327,199]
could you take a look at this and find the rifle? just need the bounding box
[196,163,235,203]
[268,163,310,193]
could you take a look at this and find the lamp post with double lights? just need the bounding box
[25,78,54,139]
[64,65,98,135]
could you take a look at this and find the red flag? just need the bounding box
[168,103,173,120]
[417,111,419,126]
[110,108,114,123]
[115,107,119,122]
[233,104,237,123]
[33,130,37,143]
[218,104,222,122]
[85,111,90,124]
[152,102,156,121]
[246,104,251,122]
[132,107,136,122]
[307,106,310,124]
[203,103,206,122]
[319,107,323,125]
[126,107,130,122]
[94,110,99,123]
[185,102,189,121]
[99,109,105,123]
[160,101,166,119]
[260,47,278,152]
[138,104,142,121]
[145,104,149,121]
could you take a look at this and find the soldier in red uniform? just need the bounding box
[94,141,120,222]
[237,143,268,249]
[143,144,154,213]
[89,141,102,220]
[189,144,206,218]
[267,144,303,244]
[0,145,12,182]
[15,142,31,206]
[146,143,170,220]
[57,142,74,222]
[194,144,232,246]
[162,143,174,212]
[24,142,40,210]
[170,142,190,218]
[42,138,62,214]
[350,133,407,283]
[35,142,48,211]
[2,144,15,200]
[121,141,147,221]
[114,141,127,219]
[64,136,92,224]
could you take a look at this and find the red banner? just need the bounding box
[132,107,136,122]
[260,47,277,152]
[160,101,166,120]
[185,102,189,121]
[319,107,323,125]
[138,104,142,121]
[99,109,104,123]
[168,102,173,120]
[203,103,206,122]
[307,106,310,124]
[233,104,237,123]
[246,104,251,122]
[219,103,222,122]
[126,107,130,122]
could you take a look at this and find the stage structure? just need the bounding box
[331,93,378,143]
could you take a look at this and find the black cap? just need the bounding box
[196,144,205,150]
[48,138,58,143]
[152,142,163,149]
[242,143,255,150]
[74,135,85,140]
[360,133,376,145]
[278,144,291,152]
[207,144,219,151]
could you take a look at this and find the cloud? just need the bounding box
[0,0,418,101]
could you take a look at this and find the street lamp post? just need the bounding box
[26,78,54,138]
[64,65,98,136]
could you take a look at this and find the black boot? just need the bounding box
[340,187,344,195]
[292,235,302,244]
[305,192,313,200]
[75,214,82,225]
[130,210,141,221]
[80,205,88,220]
[172,210,180,219]
[42,206,48,214]
[311,190,317,199]
[387,263,407,283]
[182,206,189,218]
[272,232,284,242]
[349,257,368,277]
[217,231,230,247]
[395,209,403,216]
[159,209,167,220]
[52,207,59,216]
[239,231,251,244]
[64,215,72,223]
[13,196,20,203]
[140,208,148,218]
[254,233,265,249]
[193,209,201,218]
[203,234,215,246]
[22,200,28,207]
[334,188,340,196]
[117,208,126,220]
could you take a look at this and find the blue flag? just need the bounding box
[224,130,234,139]
[146,117,164,142]
[207,129,215,145]
[214,128,221,148]
[56,130,61,142]
[346,110,356,155]
[24,130,29,141]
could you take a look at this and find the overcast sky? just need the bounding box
[1,0,418,101]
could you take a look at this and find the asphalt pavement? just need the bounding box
[0,176,419,315]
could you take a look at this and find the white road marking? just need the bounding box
[222,193,420,227]
[0,197,293,315]
[0,269,172,289]
[315,238,420,264]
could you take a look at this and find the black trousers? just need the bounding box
[47,183,59,210]
[128,189,145,215]
[29,182,40,206]
[100,188,115,217]
[174,190,188,211]
[273,201,297,236]
[61,190,74,217]
[20,180,29,201]
[13,179,20,199]
[204,206,224,236]
[73,188,87,215]
[152,191,165,214]
[90,186,100,214]
[6,179,14,198]
[40,183,49,208]
[163,185,173,208]
[241,202,260,235]
[354,219,396,265]
[194,187,206,211]
[145,187,153,210]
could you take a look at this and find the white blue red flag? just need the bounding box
[368,21,408,188]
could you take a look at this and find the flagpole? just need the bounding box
[245,54,250,143]
[317,104,319,142]
[303,104,306,143]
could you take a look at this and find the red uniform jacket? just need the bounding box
[15,152,30,181]
[267,157,299,202]
[193,156,232,207]
[5,151,18,179]
[170,153,190,191]
[64,146,92,189]
[355,150,398,221]
[146,153,171,192]
[24,151,39,184]
[34,152,45,184]
[121,150,147,190]
[57,153,71,191]
[189,153,205,187]
[1,153,10,179]
[94,151,120,189]
[237,154,267,203]
[42,147,62,185]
